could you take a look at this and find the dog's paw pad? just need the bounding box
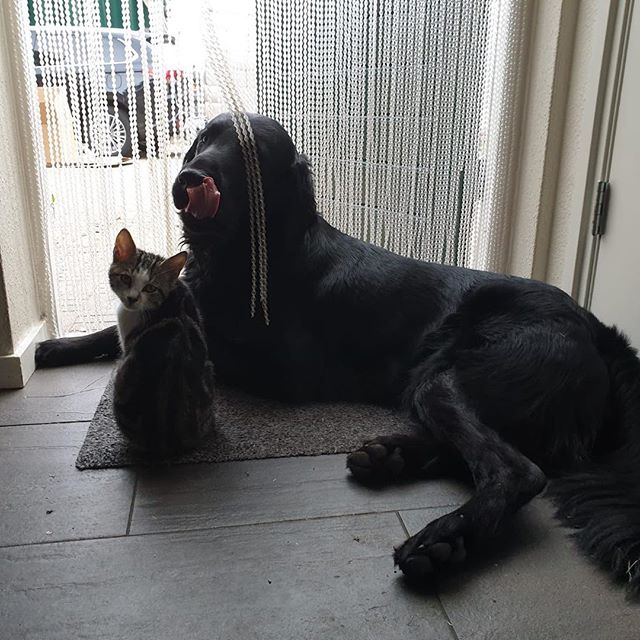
[402,555,434,578]
[395,521,468,581]
[425,542,452,563]
[346,440,405,481]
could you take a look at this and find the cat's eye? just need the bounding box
[119,274,131,286]
[142,284,157,293]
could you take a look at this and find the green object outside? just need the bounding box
[27,0,149,30]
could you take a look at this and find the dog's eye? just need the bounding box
[142,284,157,293]
[119,274,131,286]
[198,133,207,148]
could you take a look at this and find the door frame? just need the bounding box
[506,0,638,301]
[577,0,636,309]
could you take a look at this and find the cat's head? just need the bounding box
[109,228,188,311]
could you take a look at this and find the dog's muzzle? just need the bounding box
[175,170,221,220]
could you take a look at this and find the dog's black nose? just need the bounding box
[178,168,207,187]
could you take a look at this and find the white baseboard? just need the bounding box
[0,321,48,389]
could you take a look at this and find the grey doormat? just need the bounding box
[76,378,416,469]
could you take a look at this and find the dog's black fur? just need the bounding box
[37,113,640,593]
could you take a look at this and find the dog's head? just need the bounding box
[173,112,316,246]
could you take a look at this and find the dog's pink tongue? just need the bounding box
[185,177,220,220]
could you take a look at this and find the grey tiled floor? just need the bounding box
[1,364,638,639]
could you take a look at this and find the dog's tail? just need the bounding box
[549,320,640,595]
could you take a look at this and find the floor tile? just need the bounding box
[131,454,472,534]
[1,512,455,640]
[400,499,640,640]
[20,361,113,397]
[0,362,113,426]
[0,423,135,546]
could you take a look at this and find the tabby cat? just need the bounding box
[109,228,215,455]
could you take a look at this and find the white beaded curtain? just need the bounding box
[8,0,526,336]
[7,0,255,335]
[256,0,527,271]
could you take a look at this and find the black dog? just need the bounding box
[37,113,640,593]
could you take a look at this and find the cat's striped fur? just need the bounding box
[109,229,215,455]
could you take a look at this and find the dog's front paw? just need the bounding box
[394,511,468,582]
[35,339,63,368]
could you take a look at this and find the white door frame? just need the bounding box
[577,0,636,309]
[507,0,634,302]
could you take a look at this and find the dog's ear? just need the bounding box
[182,135,199,166]
[291,154,317,217]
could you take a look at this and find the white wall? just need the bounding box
[0,4,46,385]
[508,0,621,297]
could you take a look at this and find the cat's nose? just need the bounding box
[126,295,138,306]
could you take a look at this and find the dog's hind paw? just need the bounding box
[346,434,438,483]
[347,441,405,481]
[394,511,468,582]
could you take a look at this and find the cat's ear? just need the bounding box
[159,251,188,281]
[113,229,136,264]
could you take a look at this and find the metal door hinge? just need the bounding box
[592,180,610,236]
